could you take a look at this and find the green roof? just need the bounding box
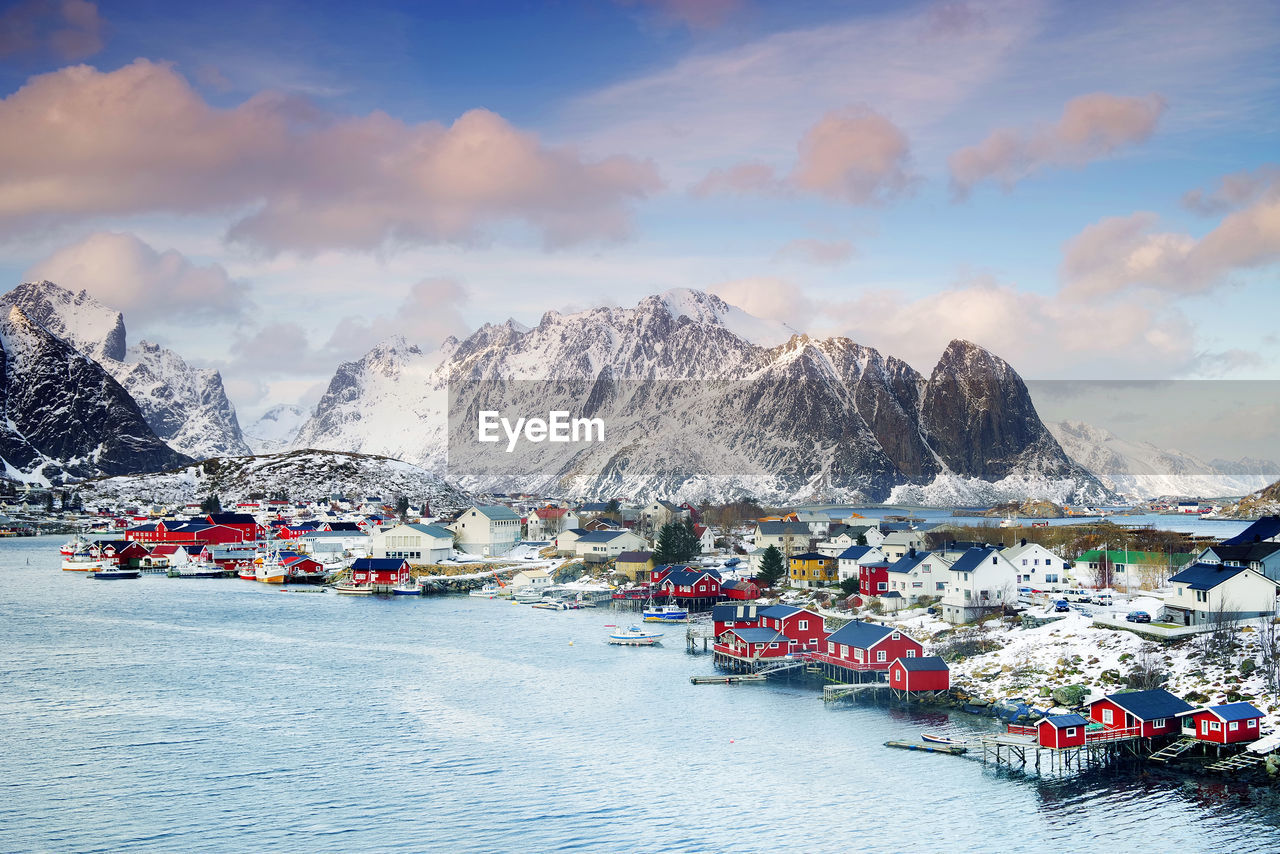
[1077,549,1193,566]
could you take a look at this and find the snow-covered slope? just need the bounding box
[244,404,311,454]
[0,281,250,460]
[76,449,470,511]
[0,306,191,484]
[1048,420,1278,498]
[294,289,1107,505]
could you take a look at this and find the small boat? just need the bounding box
[391,579,422,595]
[254,552,286,584]
[62,554,110,572]
[513,589,547,604]
[643,604,689,623]
[334,582,372,595]
[532,599,570,610]
[469,583,505,599]
[87,567,141,579]
[607,626,664,646]
[921,733,959,745]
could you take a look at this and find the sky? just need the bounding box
[0,0,1278,453]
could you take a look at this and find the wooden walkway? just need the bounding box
[1148,737,1198,763]
[1206,751,1265,773]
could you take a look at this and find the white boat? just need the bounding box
[334,582,373,595]
[643,604,689,623]
[469,583,505,599]
[608,626,664,646]
[87,567,141,580]
[513,589,546,604]
[254,552,286,584]
[391,579,422,595]
[62,554,110,572]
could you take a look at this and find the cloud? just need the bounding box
[693,107,915,205]
[708,277,815,331]
[26,231,249,324]
[0,59,662,254]
[1182,164,1280,215]
[774,238,854,266]
[948,93,1165,197]
[615,0,745,29]
[320,277,471,362]
[1061,176,1280,298]
[0,0,104,61]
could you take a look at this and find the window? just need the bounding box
[1210,721,1221,732]
[905,649,916,658]
[1102,709,1113,725]
[876,650,887,662]
[855,649,864,661]
[1249,719,1258,728]
[827,642,835,653]
[1065,727,1077,737]
[840,644,848,657]
[799,619,808,630]
[1152,718,1165,729]
[1230,721,1239,732]
[891,631,901,640]
[894,669,903,682]
[878,582,886,591]
[769,643,778,649]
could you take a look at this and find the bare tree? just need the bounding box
[1126,641,1167,690]
[1091,551,1115,591]
[1257,607,1280,693]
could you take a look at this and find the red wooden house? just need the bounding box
[1177,702,1264,745]
[888,656,950,692]
[754,605,827,653]
[349,557,411,587]
[1035,714,1088,748]
[859,563,889,596]
[814,621,924,674]
[712,603,764,636]
[716,627,793,661]
[720,579,761,601]
[656,567,722,607]
[206,513,265,542]
[1087,689,1193,738]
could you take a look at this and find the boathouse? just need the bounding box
[712,603,763,636]
[720,578,761,601]
[1176,702,1265,744]
[888,655,950,692]
[656,566,722,611]
[716,627,791,662]
[755,605,827,653]
[349,557,411,587]
[1087,689,1194,738]
[810,621,924,682]
[1035,714,1088,749]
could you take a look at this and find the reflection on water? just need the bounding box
[2,536,1277,853]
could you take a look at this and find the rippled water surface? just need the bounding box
[3,535,1278,853]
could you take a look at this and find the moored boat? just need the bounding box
[513,589,546,604]
[254,552,286,584]
[61,554,109,572]
[469,583,504,599]
[921,733,959,745]
[607,625,664,646]
[643,604,689,623]
[86,567,141,579]
[391,579,422,595]
[334,582,373,595]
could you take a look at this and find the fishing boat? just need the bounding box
[607,625,664,646]
[921,733,960,745]
[333,582,373,595]
[469,583,505,599]
[61,552,109,572]
[391,578,422,595]
[86,566,141,579]
[254,552,286,584]
[59,536,87,557]
[643,603,689,623]
[513,589,546,604]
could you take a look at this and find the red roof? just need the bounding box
[536,507,570,519]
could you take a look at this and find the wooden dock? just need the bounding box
[690,673,766,685]
[823,683,888,701]
[885,740,968,755]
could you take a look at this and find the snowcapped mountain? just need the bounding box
[0,281,250,460]
[294,289,1107,505]
[1048,420,1279,499]
[0,305,191,484]
[244,404,311,454]
[75,449,471,511]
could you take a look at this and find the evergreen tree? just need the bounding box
[756,545,786,588]
[44,491,55,513]
[839,576,860,598]
[395,495,410,521]
[200,494,222,514]
[653,520,698,565]
[604,498,621,521]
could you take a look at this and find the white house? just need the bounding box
[574,529,648,563]
[555,527,589,556]
[879,529,927,562]
[694,524,716,554]
[371,523,453,563]
[640,500,686,533]
[885,549,954,603]
[297,530,371,559]
[794,511,833,537]
[1162,562,1279,627]
[754,521,812,558]
[1002,540,1069,589]
[835,545,887,582]
[450,505,521,556]
[528,506,580,541]
[940,547,1019,624]
[510,568,553,590]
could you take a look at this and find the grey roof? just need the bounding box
[1041,714,1087,728]
[712,603,760,622]
[757,521,811,536]
[724,627,787,644]
[616,551,652,563]
[473,505,519,521]
[895,655,948,672]
[837,545,877,561]
[1094,689,1194,721]
[405,523,453,539]
[1168,562,1251,591]
[825,620,895,649]
[1201,702,1265,722]
[1204,543,1280,564]
[576,530,628,543]
[886,551,930,574]
[948,547,1001,574]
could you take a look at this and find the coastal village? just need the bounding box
[38,483,1280,779]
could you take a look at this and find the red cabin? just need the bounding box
[815,620,924,671]
[715,627,792,661]
[657,567,722,601]
[206,513,265,542]
[349,557,410,586]
[859,563,889,596]
[1087,689,1194,738]
[1177,702,1264,744]
[753,604,827,653]
[888,656,950,692]
[1035,714,1088,748]
[712,603,764,636]
[720,579,761,601]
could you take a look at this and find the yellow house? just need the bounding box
[788,551,837,589]
[615,550,656,582]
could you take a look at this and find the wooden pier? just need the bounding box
[885,740,968,755]
[690,673,766,685]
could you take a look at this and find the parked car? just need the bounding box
[1063,589,1090,602]
[1093,593,1114,606]
[1054,599,1070,612]
[1126,610,1151,623]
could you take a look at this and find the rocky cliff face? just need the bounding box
[0,281,249,460]
[0,306,191,483]
[293,290,1109,504]
[243,404,311,455]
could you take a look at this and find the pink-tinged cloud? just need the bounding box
[1062,176,1280,298]
[616,0,745,29]
[1182,164,1280,215]
[0,60,662,253]
[709,277,815,332]
[27,231,249,324]
[693,107,914,205]
[320,277,471,362]
[949,93,1165,197]
[0,0,104,61]
[774,237,855,266]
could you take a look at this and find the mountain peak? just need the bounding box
[2,279,127,362]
